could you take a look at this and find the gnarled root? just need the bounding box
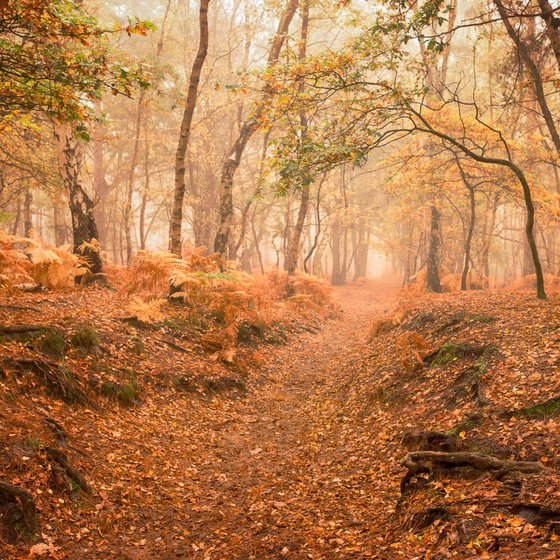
[401,451,544,493]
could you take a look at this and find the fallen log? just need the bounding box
[0,480,39,534]
[401,451,544,493]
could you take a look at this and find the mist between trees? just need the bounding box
[1,0,560,298]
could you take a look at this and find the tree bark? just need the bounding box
[283,0,310,276]
[331,218,345,285]
[54,123,102,274]
[427,206,442,292]
[53,195,67,246]
[23,188,33,237]
[123,94,144,264]
[92,106,109,248]
[169,0,211,257]
[213,0,299,258]
[353,226,369,281]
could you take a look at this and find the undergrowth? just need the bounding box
[116,249,333,363]
[0,230,86,291]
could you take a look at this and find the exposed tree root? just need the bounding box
[13,283,43,293]
[159,337,191,354]
[44,417,68,445]
[0,480,39,535]
[46,447,91,494]
[403,413,484,452]
[0,324,48,334]
[511,503,560,527]
[400,451,544,493]
[4,357,86,403]
[446,363,489,406]
[407,505,448,530]
[0,304,39,312]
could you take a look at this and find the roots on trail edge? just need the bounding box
[1,285,560,558]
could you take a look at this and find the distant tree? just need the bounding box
[168,0,211,258]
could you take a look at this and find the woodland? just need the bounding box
[2,0,560,558]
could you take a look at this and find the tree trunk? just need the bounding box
[23,189,33,237]
[53,196,67,246]
[54,123,102,274]
[139,113,150,251]
[303,173,326,273]
[283,0,310,276]
[213,0,299,257]
[537,0,560,71]
[353,226,369,281]
[124,94,144,264]
[92,109,109,248]
[461,185,476,290]
[11,196,21,236]
[427,206,442,293]
[284,185,310,275]
[453,154,476,291]
[169,0,211,257]
[331,219,345,285]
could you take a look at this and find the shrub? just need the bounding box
[120,250,332,360]
[0,231,86,291]
[36,329,65,358]
[71,325,99,352]
[117,381,142,406]
[127,297,165,324]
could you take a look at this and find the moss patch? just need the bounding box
[425,342,493,367]
[36,329,65,358]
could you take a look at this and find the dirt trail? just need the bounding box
[55,281,399,560]
[157,282,398,560]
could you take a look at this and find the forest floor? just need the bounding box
[2,281,560,559]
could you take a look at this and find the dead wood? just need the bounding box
[401,451,544,493]
[13,283,43,293]
[46,447,91,493]
[0,480,39,534]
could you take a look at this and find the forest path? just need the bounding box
[156,280,400,560]
[72,280,401,560]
